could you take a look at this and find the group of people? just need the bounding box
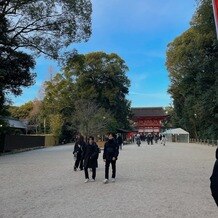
[73,133,119,184]
[72,131,218,206]
[134,133,166,146]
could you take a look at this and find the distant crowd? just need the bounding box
[131,133,166,146]
[72,132,167,184]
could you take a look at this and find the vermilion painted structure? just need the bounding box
[131,107,167,133]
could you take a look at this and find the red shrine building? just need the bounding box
[131,107,167,133]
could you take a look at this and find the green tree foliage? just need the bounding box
[162,106,175,130]
[0,14,35,111]
[42,70,77,139]
[0,0,92,113]
[0,48,35,113]
[8,100,46,133]
[49,114,63,143]
[64,52,131,129]
[42,52,131,140]
[0,0,92,59]
[42,72,75,118]
[59,122,76,143]
[0,37,36,112]
[166,0,218,139]
[9,101,33,119]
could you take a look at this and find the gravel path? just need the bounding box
[0,142,217,218]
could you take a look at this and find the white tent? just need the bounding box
[162,128,189,143]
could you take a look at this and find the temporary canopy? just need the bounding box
[162,128,189,143]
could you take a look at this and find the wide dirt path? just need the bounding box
[0,142,217,218]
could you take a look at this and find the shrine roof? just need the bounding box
[131,107,166,118]
[0,116,26,129]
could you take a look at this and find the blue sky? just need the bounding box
[12,0,197,107]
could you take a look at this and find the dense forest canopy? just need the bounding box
[166,0,218,139]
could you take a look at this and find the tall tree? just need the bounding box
[73,99,116,140]
[49,114,64,144]
[0,44,36,112]
[42,71,77,138]
[41,51,131,140]
[42,72,76,118]
[0,15,35,109]
[9,101,33,119]
[64,52,131,129]
[0,0,92,59]
[166,0,218,139]
[0,0,92,113]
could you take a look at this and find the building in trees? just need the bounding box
[0,116,26,134]
[131,107,167,133]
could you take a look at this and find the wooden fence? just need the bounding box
[1,134,56,152]
[190,138,218,146]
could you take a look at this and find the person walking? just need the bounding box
[159,134,163,142]
[83,136,99,183]
[73,135,86,171]
[136,133,141,147]
[117,134,123,150]
[161,135,166,146]
[154,134,159,144]
[150,133,154,145]
[210,147,218,206]
[147,134,151,145]
[103,133,119,184]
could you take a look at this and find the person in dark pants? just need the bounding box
[73,135,86,171]
[147,134,151,145]
[210,147,218,206]
[117,134,123,150]
[103,133,119,184]
[83,136,99,183]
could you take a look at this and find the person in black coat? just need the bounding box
[73,135,86,171]
[117,134,123,150]
[210,147,218,206]
[103,133,119,183]
[83,136,99,183]
[147,134,151,145]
